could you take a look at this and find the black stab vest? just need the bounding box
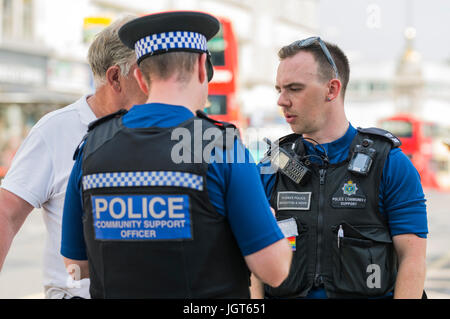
[80,110,250,298]
[265,128,399,298]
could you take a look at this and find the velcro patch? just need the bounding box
[91,194,191,241]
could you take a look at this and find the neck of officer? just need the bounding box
[145,75,205,115]
[87,84,126,119]
[303,97,350,145]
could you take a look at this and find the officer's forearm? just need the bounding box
[249,273,264,299]
[394,255,426,299]
[245,238,292,288]
[393,234,427,299]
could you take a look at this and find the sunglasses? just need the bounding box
[290,36,339,79]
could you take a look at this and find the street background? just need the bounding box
[1,0,449,298]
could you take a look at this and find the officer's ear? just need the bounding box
[133,66,149,96]
[106,65,122,93]
[198,53,207,84]
[326,78,342,102]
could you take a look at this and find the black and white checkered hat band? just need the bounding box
[134,31,208,60]
[82,171,204,191]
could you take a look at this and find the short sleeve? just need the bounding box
[60,147,87,260]
[1,128,54,208]
[380,148,428,238]
[208,139,284,256]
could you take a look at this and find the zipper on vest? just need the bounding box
[337,225,344,248]
[314,168,326,287]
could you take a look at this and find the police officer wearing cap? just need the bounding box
[60,11,292,299]
[254,38,428,299]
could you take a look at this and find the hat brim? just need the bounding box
[119,11,220,50]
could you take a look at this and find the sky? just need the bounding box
[318,0,450,63]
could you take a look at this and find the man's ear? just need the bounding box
[105,65,121,93]
[133,67,149,96]
[198,53,207,84]
[326,78,342,102]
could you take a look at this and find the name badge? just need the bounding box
[277,191,311,211]
[277,218,299,251]
[277,217,299,238]
[91,194,192,241]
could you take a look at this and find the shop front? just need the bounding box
[0,47,91,177]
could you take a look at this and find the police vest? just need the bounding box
[80,110,250,298]
[265,128,400,299]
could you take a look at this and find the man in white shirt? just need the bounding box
[0,15,147,298]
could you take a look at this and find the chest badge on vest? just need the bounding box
[331,179,366,209]
[342,180,358,195]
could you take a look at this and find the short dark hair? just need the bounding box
[278,40,350,99]
[138,51,199,86]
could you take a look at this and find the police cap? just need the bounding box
[118,11,219,81]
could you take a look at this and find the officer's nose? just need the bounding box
[277,91,291,109]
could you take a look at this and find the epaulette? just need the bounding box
[87,109,128,132]
[357,127,402,148]
[277,133,302,146]
[195,110,237,130]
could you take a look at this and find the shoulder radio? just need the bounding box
[264,138,311,185]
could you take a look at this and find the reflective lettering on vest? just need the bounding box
[91,194,191,241]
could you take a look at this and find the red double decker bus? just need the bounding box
[379,113,450,190]
[206,17,247,129]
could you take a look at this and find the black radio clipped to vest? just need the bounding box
[348,138,376,176]
[264,138,311,185]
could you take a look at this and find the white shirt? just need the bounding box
[1,95,96,298]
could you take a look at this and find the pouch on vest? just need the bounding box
[330,221,397,298]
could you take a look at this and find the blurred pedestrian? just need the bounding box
[0,15,147,298]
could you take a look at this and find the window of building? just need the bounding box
[0,0,34,41]
[1,0,14,39]
[22,0,33,40]
[205,95,227,115]
[209,24,226,67]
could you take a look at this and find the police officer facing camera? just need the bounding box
[255,37,428,299]
[60,11,291,299]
